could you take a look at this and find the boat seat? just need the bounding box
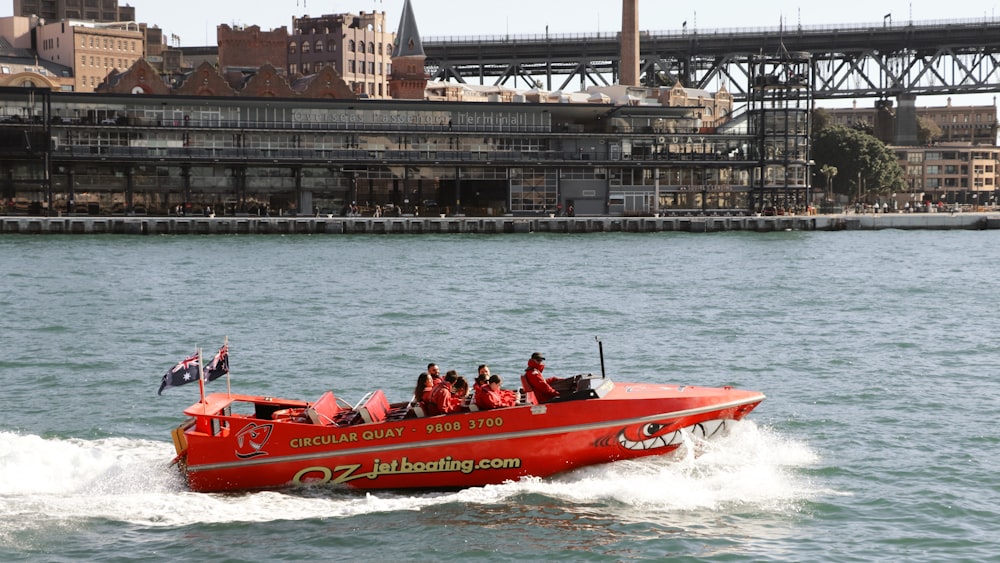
[355,389,390,424]
[411,401,427,418]
[520,376,538,405]
[462,393,479,412]
[305,391,341,426]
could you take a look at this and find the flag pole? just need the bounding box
[225,335,232,397]
[198,347,206,408]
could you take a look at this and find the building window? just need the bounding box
[368,42,375,54]
[315,40,323,53]
[348,40,355,52]
[302,41,311,53]
[289,42,297,54]
[349,60,356,73]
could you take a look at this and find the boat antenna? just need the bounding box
[595,336,606,378]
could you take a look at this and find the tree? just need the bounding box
[916,117,942,145]
[820,164,838,201]
[812,108,832,136]
[812,125,905,201]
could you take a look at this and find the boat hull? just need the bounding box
[176,380,764,492]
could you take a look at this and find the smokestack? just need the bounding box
[620,0,639,86]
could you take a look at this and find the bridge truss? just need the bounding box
[424,18,1000,101]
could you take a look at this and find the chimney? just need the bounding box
[620,0,639,86]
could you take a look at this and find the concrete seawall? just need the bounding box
[2,213,999,235]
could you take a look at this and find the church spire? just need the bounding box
[392,0,424,58]
[389,0,427,99]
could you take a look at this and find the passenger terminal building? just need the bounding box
[0,1,812,217]
[0,75,811,217]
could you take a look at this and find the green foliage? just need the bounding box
[916,117,942,145]
[819,164,838,191]
[812,124,905,198]
[812,108,832,135]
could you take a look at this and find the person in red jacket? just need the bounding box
[413,371,434,405]
[475,374,518,410]
[474,364,491,392]
[426,371,461,416]
[523,352,560,403]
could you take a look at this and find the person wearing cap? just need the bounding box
[523,352,560,403]
[475,374,518,410]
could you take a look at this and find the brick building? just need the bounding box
[289,11,394,99]
[388,0,425,100]
[218,24,288,75]
[13,0,134,23]
[825,99,999,145]
[99,57,354,99]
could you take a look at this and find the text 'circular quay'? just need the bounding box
[3,1,1000,233]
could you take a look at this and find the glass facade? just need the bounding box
[1,87,769,217]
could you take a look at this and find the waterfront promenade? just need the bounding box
[2,212,1000,235]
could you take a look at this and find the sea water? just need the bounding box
[1,231,998,561]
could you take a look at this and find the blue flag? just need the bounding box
[158,353,200,395]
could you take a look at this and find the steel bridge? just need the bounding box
[424,17,1000,101]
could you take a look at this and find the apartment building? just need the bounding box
[34,18,143,92]
[894,144,1000,206]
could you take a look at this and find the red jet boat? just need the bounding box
[170,371,764,492]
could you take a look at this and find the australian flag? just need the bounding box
[204,344,229,383]
[158,353,200,395]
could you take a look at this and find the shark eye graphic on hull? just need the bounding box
[616,419,730,451]
[617,422,682,451]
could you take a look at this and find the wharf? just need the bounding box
[2,213,1000,235]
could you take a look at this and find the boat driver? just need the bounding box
[523,352,561,403]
